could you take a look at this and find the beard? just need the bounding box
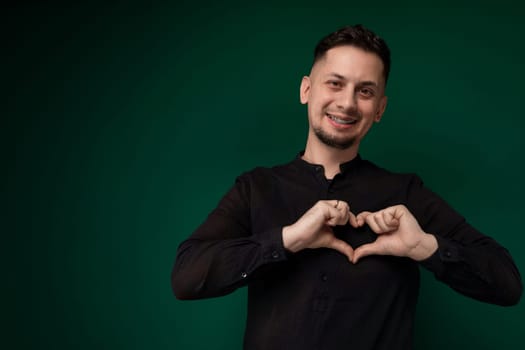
[313,126,356,150]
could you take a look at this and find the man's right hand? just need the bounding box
[282,200,358,261]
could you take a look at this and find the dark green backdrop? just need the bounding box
[7,1,524,349]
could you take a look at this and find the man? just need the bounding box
[171,25,522,349]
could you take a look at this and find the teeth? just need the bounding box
[327,114,356,125]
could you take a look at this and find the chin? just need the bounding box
[314,127,356,150]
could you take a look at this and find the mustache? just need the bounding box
[324,108,362,120]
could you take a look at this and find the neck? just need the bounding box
[302,135,359,179]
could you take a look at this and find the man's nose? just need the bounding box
[336,89,357,111]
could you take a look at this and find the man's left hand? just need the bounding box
[352,205,438,263]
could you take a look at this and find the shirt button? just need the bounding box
[444,251,452,258]
[241,272,247,278]
[315,166,322,172]
[271,251,280,259]
[321,274,328,281]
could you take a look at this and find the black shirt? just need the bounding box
[172,154,522,350]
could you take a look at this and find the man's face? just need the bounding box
[300,45,388,150]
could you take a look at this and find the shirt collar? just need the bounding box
[294,151,363,175]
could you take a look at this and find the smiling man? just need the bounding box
[302,45,387,157]
[172,25,522,350]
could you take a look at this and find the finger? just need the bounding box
[348,210,359,228]
[334,201,350,225]
[382,209,400,228]
[365,214,382,233]
[337,200,349,213]
[336,200,349,220]
[356,211,372,227]
[325,205,346,226]
[371,213,392,232]
[353,242,383,263]
[335,200,347,214]
[327,199,340,208]
[339,202,359,228]
[327,238,354,262]
[339,208,350,226]
[325,201,353,226]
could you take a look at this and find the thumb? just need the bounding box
[352,242,382,264]
[327,238,354,262]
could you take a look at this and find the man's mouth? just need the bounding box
[326,113,358,125]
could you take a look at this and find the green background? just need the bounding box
[7,1,524,349]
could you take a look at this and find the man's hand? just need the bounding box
[282,200,358,261]
[352,205,438,263]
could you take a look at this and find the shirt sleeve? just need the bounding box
[406,175,522,306]
[171,173,289,300]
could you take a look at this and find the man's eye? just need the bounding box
[359,88,374,97]
[328,81,342,88]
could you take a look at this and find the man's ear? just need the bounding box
[375,95,388,122]
[299,76,310,105]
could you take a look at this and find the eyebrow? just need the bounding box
[327,73,346,80]
[326,73,379,88]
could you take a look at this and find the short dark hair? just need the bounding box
[313,24,391,84]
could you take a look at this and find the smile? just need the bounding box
[326,113,357,125]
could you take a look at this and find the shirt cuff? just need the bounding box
[255,227,289,264]
[419,235,462,276]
